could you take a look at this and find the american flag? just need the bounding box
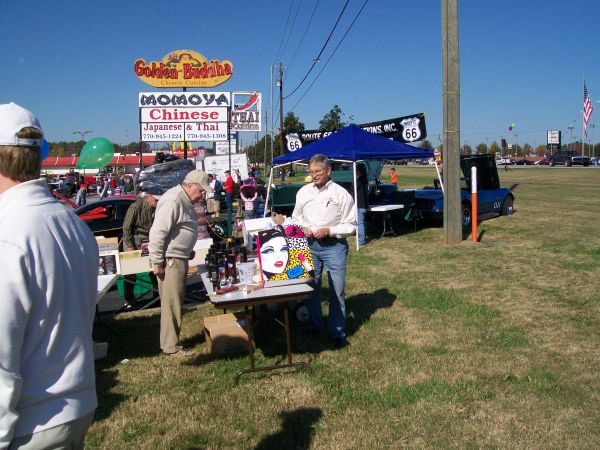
[583,82,593,137]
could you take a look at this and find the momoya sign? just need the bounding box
[134,50,233,88]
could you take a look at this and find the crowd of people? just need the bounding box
[0,101,359,448]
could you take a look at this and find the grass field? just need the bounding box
[90,166,600,449]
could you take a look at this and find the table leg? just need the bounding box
[244,306,255,369]
[234,303,312,384]
[284,306,292,365]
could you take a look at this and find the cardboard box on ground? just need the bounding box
[203,312,253,355]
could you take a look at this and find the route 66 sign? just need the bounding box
[286,133,302,152]
[400,117,422,142]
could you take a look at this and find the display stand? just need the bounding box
[96,274,120,333]
[200,272,313,383]
[368,204,404,237]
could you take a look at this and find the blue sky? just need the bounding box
[1,0,599,150]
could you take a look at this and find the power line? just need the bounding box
[289,0,369,111]
[285,0,320,80]
[284,0,350,100]
[274,0,296,63]
[280,0,304,63]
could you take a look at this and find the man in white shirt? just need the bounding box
[0,103,98,448]
[292,154,356,348]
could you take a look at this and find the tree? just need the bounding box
[476,143,488,154]
[283,112,305,134]
[461,144,473,155]
[523,143,532,155]
[420,139,433,150]
[319,105,346,131]
[489,141,501,156]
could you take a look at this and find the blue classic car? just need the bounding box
[413,154,514,227]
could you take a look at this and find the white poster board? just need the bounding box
[203,153,248,181]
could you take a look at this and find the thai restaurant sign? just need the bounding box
[133,50,233,88]
[231,92,262,131]
[138,92,231,142]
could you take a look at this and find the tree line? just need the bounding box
[48,104,600,161]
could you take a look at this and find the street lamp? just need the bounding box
[73,130,93,142]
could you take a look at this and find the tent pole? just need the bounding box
[353,161,359,251]
[264,167,274,217]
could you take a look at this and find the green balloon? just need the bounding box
[511,123,516,128]
[77,137,115,169]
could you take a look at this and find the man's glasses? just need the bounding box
[309,169,325,176]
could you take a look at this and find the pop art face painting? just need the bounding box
[257,224,314,284]
[259,230,289,276]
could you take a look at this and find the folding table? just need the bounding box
[201,273,313,383]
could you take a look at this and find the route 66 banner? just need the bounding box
[284,112,427,152]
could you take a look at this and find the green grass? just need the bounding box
[89,166,600,449]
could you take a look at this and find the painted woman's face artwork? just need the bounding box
[260,235,289,274]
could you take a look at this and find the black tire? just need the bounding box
[566,160,572,167]
[550,160,555,167]
[461,202,472,228]
[501,196,514,216]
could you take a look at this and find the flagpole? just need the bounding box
[582,79,586,156]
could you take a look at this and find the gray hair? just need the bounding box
[308,154,331,170]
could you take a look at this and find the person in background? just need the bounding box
[240,183,257,220]
[390,167,398,185]
[0,102,98,448]
[292,154,356,348]
[116,174,125,194]
[223,170,234,215]
[234,168,242,184]
[355,164,368,247]
[108,175,117,195]
[122,191,161,307]
[206,173,222,219]
[123,175,134,194]
[99,176,109,199]
[149,170,212,357]
[76,181,87,206]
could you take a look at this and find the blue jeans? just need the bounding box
[357,207,366,246]
[306,238,349,340]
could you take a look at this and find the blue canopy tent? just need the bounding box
[267,124,434,250]
[272,124,433,164]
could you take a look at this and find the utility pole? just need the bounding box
[278,62,284,157]
[263,111,269,174]
[270,64,274,169]
[278,62,285,181]
[442,0,462,244]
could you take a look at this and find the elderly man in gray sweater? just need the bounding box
[149,170,212,357]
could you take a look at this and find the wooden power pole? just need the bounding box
[278,62,285,156]
[278,62,285,181]
[442,0,462,244]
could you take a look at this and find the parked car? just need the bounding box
[589,156,599,166]
[414,154,514,228]
[548,150,590,167]
[514,158,533,165]
[75,197,136,246]
[496,157,513,165]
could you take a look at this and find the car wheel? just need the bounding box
[550,161,555,167]
[566,160,572,167]
[461,202,472,228]
[501,196,514,216]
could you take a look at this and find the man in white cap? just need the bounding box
[0,103,99,447]
[149,170,212,356]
